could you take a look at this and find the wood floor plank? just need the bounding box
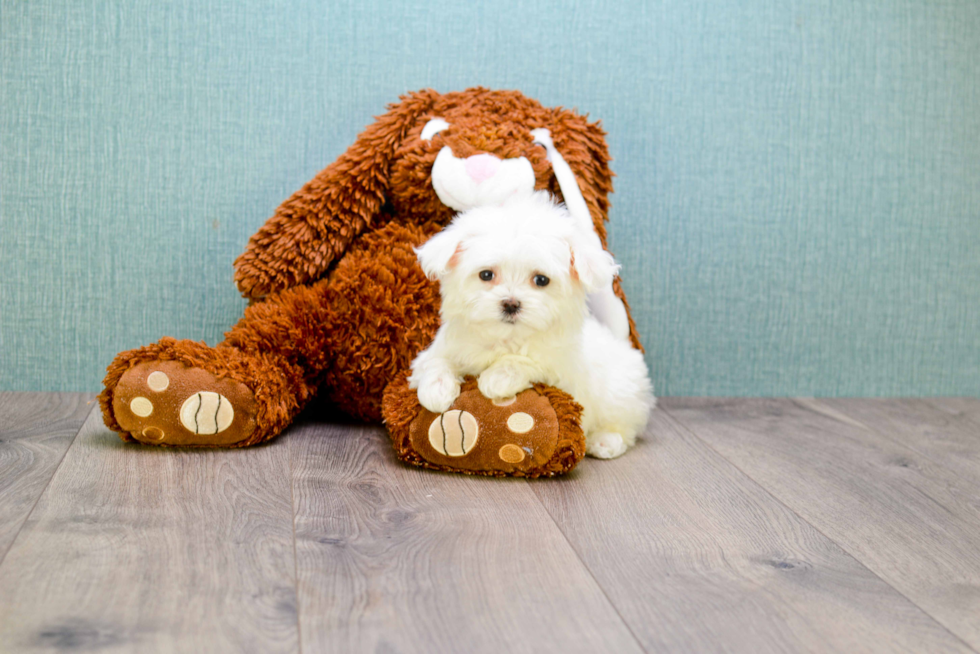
[926,398,980,428]
[289,419,643,654]
[0,392,94,563]
[530,408,971,653]
[662,398,980,651]
[0,407,299,654]
[820,398,980,487]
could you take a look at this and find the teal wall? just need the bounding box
[2,0,978,395]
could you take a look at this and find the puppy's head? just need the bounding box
[415,192,619,337]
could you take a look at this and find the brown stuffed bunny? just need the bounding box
[99,87,642,477]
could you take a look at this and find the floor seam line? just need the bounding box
[525,478,651,654]
[0,397,90,569]
[288,432,304,654]
[660,402,980,654]
[816,397,980,492]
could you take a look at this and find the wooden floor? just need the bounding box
[1,394,978,653]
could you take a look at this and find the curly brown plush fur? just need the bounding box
[100,87,642,476]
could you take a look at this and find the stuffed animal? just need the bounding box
[99,87,643,477]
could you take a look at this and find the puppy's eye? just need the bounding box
[479,270,495,282]
[533,274,550,287]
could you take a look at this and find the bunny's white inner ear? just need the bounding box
[421,118,450,141]
[533,127,632,342]
[530,128,595,237]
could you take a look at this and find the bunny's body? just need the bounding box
[99,88,645,475]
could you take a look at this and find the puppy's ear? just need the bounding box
[234,89,440,299]
[415,227,465,281]
[567,229,620,293]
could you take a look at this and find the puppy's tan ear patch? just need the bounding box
[416,224,466,281]
[447,243,464,270]
[567,234,619,293]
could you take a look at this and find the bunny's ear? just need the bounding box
[234,90,440,299]
[535,112,644,350]
[414,225,465,281]
[567,228,620,294]
[535,109,614,247]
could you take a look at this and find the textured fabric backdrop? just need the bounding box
[2,0,978,395]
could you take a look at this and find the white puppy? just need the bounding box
[409,192,655,459]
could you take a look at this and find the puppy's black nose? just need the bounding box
[501,299,521,316]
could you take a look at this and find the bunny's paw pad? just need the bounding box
[111,361,258,447]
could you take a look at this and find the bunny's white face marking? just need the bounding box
[431,148,536,212]
[421,117,537,212]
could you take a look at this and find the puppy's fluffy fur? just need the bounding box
[409,192,654,459]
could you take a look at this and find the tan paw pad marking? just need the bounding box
[506,412,534,434]
[179,392,234,435]
[142,426,165,441]
[428,410,479,456]
[498,444,526,464]
[146,371,170,392]
[130,397,153,417]
[492,396,516,406]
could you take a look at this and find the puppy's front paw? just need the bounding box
[417,375,461,414]
[586,431,629,459]
[477,365,532,400]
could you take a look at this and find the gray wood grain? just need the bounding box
[0,392,94,564]
[820,398,980,488]
[531,408,972,653]
[289,419,643,654]
[926,398,980,428]
[0,407,299,654]
[662,397,980,651]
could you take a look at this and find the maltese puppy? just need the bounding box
[409,192,655,459]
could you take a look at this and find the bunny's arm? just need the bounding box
[234,92,436,299]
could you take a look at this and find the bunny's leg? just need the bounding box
[100,222,442,447]
[100,278,341,447]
